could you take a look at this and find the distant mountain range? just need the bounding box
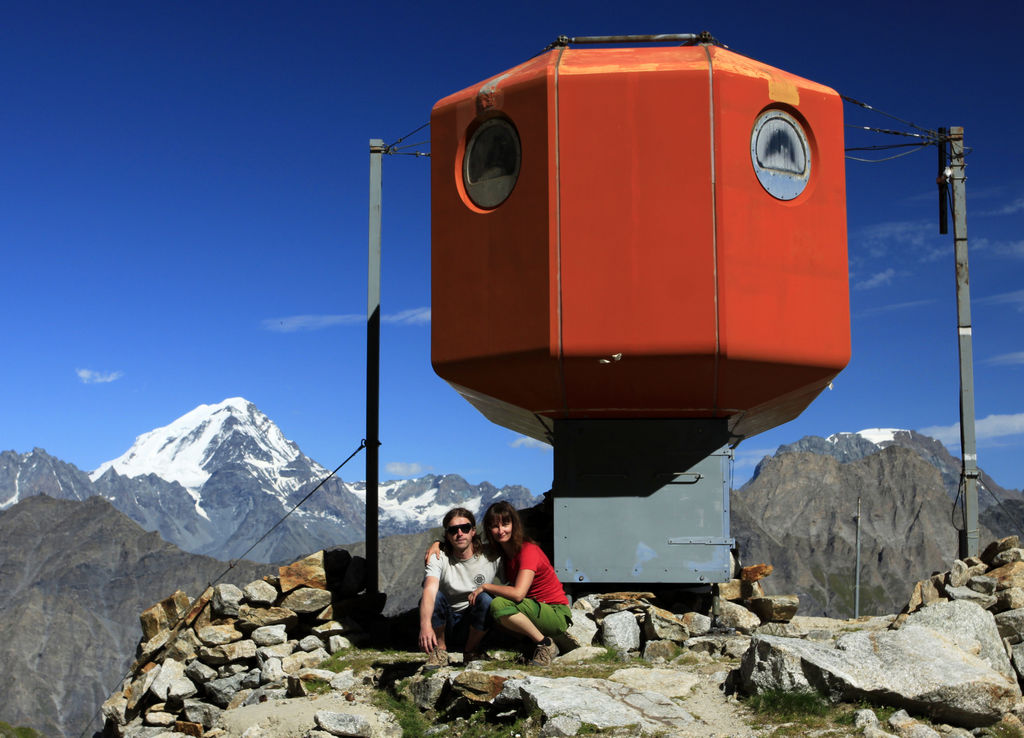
[2,405,1022,737]
[0,397,538,563]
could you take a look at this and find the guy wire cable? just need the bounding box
[384,122,430,156]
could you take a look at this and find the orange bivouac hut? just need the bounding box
[431,41,848,444]
[431,37,849,584]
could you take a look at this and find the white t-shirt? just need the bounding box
[425,549,502,612]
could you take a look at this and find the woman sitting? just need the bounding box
[468,501,571,666]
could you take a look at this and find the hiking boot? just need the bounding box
[425,648,449,670]
[462,650,491,665]
[527,638,557,667]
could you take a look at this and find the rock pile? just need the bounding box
[102,547,805,737]
[740,535,1024,729]
[101,548,379,737]
[103,539,1024,737]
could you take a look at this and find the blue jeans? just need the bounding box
[429,589,493,650]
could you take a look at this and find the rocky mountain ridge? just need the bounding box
[0,398,538,563]
[734,431,1023,619]
[0,495,267,738]
[768,428,1021,508]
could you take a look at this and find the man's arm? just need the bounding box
[419,576,441,653]
[424,540,442,566]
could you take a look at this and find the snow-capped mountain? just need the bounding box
[70,397,534,562]
[92,397,324,494]
[90,398,329,519]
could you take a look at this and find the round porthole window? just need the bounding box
[750,109,811,200]
[463,118,521,209]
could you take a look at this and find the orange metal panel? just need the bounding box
[431,51,563,415]
[556,48,719,414]
[708,47,849,419]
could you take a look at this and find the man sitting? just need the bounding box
[419,507,501,668]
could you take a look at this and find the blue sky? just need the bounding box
[2,2,1022,499]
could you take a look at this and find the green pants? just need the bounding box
[490,596,572,636]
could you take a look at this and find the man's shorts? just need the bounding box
[490,596,572,636]
[429,590,494,649]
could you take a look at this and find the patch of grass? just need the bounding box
[303,678,332,695]
[670,649,702,666]
[832,700,899,726]
[474,646,626,680]
[746,689,829,720]
[0,722,44,738]
[746,693,931,738]
[977,722,1024,738]
[419,706,542,738]
[371,687,431,738]
[320,647,417,674]
[545,663,620,680]
[591,647,628,663]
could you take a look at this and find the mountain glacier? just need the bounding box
[3,398,537,563]
[91,397,330,520]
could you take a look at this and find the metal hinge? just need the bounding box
[667,536,735,546]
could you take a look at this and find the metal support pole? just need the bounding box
[949,127,980,559]
[854,496,861,618]
[366,139,385,595]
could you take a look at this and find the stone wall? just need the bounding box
[101,548,378,736]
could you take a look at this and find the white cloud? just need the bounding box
[984,352,1024,366]
[920,412,1024,446]
[851,219,954,266]
[385,461,428,476]
[262,314,362,332]
[918,244,949,263]
[383,307,431,325]
[76,368,124,384]
[854,268,895,290]
[858,299,935,317]
[263,307,431,332]
[975,237,1024,258]
[982,197,1024,216]
[977,290,1024,312]
[510,436,552,450]
[733,447,775,469]
[855,220,931,259]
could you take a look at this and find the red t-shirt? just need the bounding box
[504,541,568,606]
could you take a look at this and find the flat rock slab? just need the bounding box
[755,614,894,638]
[741,625,1020,727]
[608,667,699,698]
[499,675,695,735]
[214,692,400,738]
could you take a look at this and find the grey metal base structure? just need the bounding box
[552,419,734,587]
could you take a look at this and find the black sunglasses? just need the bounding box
[446,522,474,536]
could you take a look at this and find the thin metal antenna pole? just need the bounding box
[854,496,861,618]
[366,139,385,595]
[949,127,979,559]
